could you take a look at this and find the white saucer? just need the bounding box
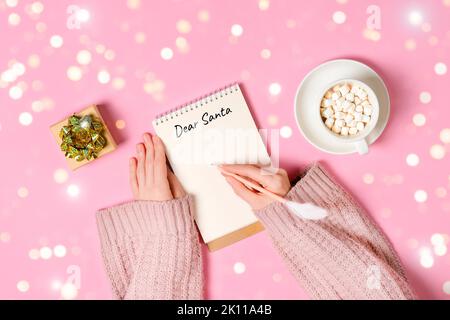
[294,59,390,154]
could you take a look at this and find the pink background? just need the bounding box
[1,0,450,299]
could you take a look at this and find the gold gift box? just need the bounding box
[50,105,117,171]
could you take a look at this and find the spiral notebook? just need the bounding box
[152,84,271,251]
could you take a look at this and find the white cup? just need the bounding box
[317,79,379,155]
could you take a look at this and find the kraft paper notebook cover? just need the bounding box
[152,84,271,251]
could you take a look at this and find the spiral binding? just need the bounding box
[154,83,240,126]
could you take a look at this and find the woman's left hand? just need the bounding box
[129,133,185,201]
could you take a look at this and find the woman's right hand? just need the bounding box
[220,164,291,210]
[129,133,185,201]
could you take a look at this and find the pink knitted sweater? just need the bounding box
[96,163,416,300]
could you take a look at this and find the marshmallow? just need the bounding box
[347,103,356,114]
[362,115,371,123]
[322,107,334,118]
[355,105,363,112]
[341,100,351,111]
[339,84,350,96]
[325,117,334,128]
[363,105,373,115]
[357,90,368,99]
[344,114,354,123]
[354,112,363,121]
[332,85,341,92]
[356,121,365,131]
[324,90,333,99]
[335,111,346,120]
[323,99,333,107]
[354,96,361,105]
[361,100,370,107]
[332,124,341,134]
[349,127,358,135]
[331,91,341,100]
[345,93,355,102]
[335,119,345,127]
[351,86,360,94]
[333,104,343,112]
[341,126,349,136]
[335,96,345,108]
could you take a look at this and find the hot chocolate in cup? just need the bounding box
[317,79,379,155]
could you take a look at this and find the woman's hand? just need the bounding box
[220,164,291,210]
[129,133,185,201]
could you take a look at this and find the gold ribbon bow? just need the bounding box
[59,114,107,161]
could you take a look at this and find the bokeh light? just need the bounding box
[176,19,192,34]
[76,50,92,65]
[160,48,173,60]
[67,66,83,81]
[60,282,78,300]
[430,144,446,160]
[280,126,292,139]
[419,247,434,268]
[269,82,281,96]
[414,190,428,203]
[419,91,431,104]
[17,281,30,293]
[97,70,111,84]
[412,113,426,127]
[53,169,69,184]
[408,10,423,26]
[9,86,23,100]
[197,9,210,22]
[50,35,64,48]
[332,11,346,24]
[53,245,67,258]
[19,112,33,126]
[434,62,447,75]
[8,13,21,26]
[28,249,40,260]
[440,129,450,144]
[17,187,29,198]
[406,153,420,167]
[260,49,271,59]
[67,184,80,198]
[127,0,141,10]
[75,9,90,22]
[363,173,375,184]
[233,262,246,274]
[39,246,52,260]
[231,24,244,37]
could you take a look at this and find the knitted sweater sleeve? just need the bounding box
[96,195,203,300]
[254,163,416,300]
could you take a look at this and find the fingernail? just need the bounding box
[143,133,151,143]
[152,135,158,142]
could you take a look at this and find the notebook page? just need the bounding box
[153,84,270,244]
